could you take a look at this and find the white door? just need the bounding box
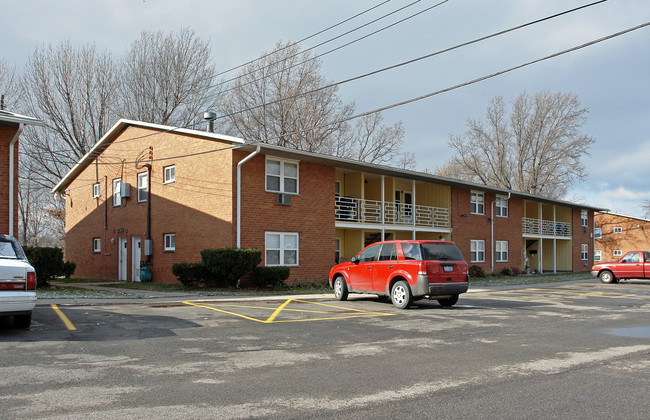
[132,236,141,282]
[118,237,128,282]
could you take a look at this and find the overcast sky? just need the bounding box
[3,0,649,218]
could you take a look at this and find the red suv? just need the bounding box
[329,240,469,309]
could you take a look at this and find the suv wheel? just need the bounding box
[437,295,459,307]
[333,276,348,301]
[391,280,412,309]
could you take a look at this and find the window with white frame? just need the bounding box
[93,183,101,199]
[613,249,622,257]
[265,232,299,266]
[496,241,508,262]
[471,240,485,263]
[137,172,148,202]
[92,238,101,253]
[164,234,176,252]
[470,191,484,215]
[113,178,122,206]
[581,244,588,260]
[581,210,588,227]
[335,238,341,264]
[266,158,298,194]
[613,226,623,233]
[594,227,602,239]
[495,195,509,217]
[594,250,602,262]
[164,165,175,184]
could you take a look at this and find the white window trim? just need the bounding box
[113,178,122,206]
[613,249,622,257]
[93,183,101,199]
[92,238,101,253]
[164,234,176,252]
[470,191,485,215]
[594,250,602,262]
[594,228,602,239]
[495,195,509,218]
[265,157,299,195]
[471,239,485,263]
[265,232,299,266]
[164,165,175,184]
[613,227,623,233]
[581,210,588,227]
[137,172,148,203]
[496,240,508,262]
[581,244,588,261]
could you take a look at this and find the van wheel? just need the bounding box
[599,270,615,284]
[437,295,459,307]
[333,276,348,301]
[14,313,32,329]
[391,280,412,309]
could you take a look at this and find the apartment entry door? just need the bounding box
[118,237,128,282]
[132,236,142,282]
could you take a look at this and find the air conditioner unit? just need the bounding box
[276,193,292,206]
[120,183,131,198]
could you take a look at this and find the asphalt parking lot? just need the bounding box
[1,280,649,419]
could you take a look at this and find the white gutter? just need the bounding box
[236,145,261,248]
[8,123,24,237]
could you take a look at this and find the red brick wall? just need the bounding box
[235,150,335,282]
[450,188,523,273]
[572,209,593,271]
[595,212,650,261]
[0,124,19,236]
[65,126,234,283]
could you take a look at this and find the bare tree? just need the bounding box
[642,201,650,219]
[440,91,595,198]
[220,40,411,167]
[21,40,117,189]
[119,28,221,127]
[0,59,22,110]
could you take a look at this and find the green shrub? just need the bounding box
[23,247,65,287]
[62,261,76,278]
[500,267,513,276]
[250,266,290,288]
[172,262,210,288]
[200,248,262,287]
[469,265,486,278]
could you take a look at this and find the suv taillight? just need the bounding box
[418,261,427,276]
[26,272,36,290]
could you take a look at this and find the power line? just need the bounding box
[215,0,609,122]
[214,0,392,77]
[58,21,650,184]
[215,0,435,89]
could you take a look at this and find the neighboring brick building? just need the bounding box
[53,119,603,283]
[0,110,43,237]
[594,212,650,262]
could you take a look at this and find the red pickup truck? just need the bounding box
[591,251,650,283]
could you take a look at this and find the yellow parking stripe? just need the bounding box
[183,299,395,323]
[51,304,76,330]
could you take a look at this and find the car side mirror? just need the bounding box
[350,256,359,264]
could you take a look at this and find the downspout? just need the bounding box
[8,123,24,237]
[236,146,261,248]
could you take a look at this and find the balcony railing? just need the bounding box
[522,217,571,237]
[335,196,450,228]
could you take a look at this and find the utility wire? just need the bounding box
[215,0,608,121]
[215,0,392,77]
[215,0,432,89]
[56,21,650,186]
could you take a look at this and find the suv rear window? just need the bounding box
[421,243,464,261]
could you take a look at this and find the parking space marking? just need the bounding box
[50,304,76,330]
[511,288,642,299]
[183,299,396,323]
[468,293,573,303]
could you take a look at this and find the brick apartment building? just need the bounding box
[594,212,650,262]
[0,110,43,237]
[53,119,603,283]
